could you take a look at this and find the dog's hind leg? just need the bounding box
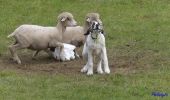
[86,49,93,75]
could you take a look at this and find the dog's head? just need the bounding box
[91,21,102,30]
[84,21,104,36]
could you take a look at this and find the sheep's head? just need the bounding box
[85,13,102,26]
[84,13,103,33]
[58,12,77,27]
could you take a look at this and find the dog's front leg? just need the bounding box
[102,47,110,74]
[87,49,93,75]
[97,59,103,74]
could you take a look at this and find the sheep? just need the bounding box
[62,13,103,47]
[34,13,103,60]
[81,21,110,75]
[7,12,77,64]
[52,43,76,61]
[55,13,103,59]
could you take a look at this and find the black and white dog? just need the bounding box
[81,21,110,75]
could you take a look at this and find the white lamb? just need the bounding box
[52,43,76,61]
[81,21,110,75]
[7,12,77,64]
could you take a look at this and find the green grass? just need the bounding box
[0,0,170,99]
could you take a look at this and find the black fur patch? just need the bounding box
[50,47,55,52]
[84,29,91,35]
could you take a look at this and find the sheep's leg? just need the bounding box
[44,49,53,57]
[49,42,65,61]
[32,50,40,59]
[9,44,23,64]
[102,47,110,74]
[82,43,88,61]
[74,49,80,59]
[86,49,93,75]
[81,63,88,73]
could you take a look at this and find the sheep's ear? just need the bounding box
[61,17,66,22]
[86,17,90,22]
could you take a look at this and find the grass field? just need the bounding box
[0,0,170,99]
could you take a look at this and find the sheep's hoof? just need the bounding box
[10,57,21,64]
[17,60,22,64]
[9,57,15,61]
[75,54,80,59]
[81,66,88,73]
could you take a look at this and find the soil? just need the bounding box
[0,48,137,75]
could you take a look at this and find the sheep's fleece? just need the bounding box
[52,43,76,61]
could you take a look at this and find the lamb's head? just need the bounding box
[58,12,77,27]
[84,13,102,32]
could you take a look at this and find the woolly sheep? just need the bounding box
[7,12,77,64]
[33,13,103,60]
[52,43,76,61]
[62,13,103,47]
[58,13,103,59]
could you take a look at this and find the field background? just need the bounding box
[0,0,170,99]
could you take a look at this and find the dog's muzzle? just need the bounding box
[91,29,102,40]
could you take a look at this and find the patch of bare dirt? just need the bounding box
[0,48,150,75]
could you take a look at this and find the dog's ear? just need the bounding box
[84,30,90,35]
[50,47,55,52]
[101,30,105,35]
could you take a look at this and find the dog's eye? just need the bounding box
[67,18,70,20]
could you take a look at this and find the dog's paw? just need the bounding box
[97,69,103,74]
[87,70,93,75]
[104,68,110,74]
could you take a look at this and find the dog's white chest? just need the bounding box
[87,34,105,49]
